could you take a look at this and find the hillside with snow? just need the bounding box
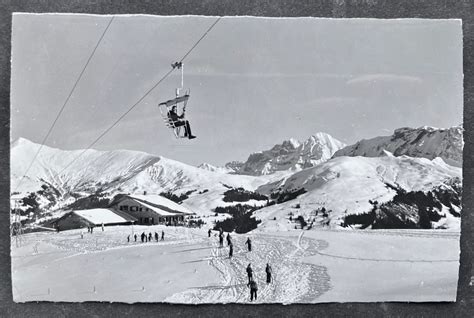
[333,125,463,167]
[11,138,160,195]
[11,124,463,231]
[229,133,346,176]
[254,153,461,231]
[11,138,278,218]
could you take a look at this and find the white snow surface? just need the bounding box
[12,226,459,303]
[333,125,463,167]
[11,138,160,194]
[255,154,461,230]
[74,209,130,225]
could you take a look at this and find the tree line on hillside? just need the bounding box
[343,181,462,229]
[222,187,268,202]
[213,204,262,233]
[159,190,195,203]
[270,188,307,204]
[214,187,310,233]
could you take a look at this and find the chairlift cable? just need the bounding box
[14,16,115,193]
[178,16,222,63]
[57,67,175,175]
[55,16,222,177]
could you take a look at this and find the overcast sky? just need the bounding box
[11,14,463,166]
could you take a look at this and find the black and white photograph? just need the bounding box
[10,13,463,303]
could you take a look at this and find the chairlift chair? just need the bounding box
[158,91,190,139]
[158,62,192,139]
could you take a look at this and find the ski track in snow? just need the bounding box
[318,228,460,240]
[165,232,331,304]
[12,227,459,303]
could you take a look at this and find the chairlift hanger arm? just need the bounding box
[158,94,190,107]
[171,62,183,69]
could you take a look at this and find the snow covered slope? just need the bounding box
[231,133,346,175]
[11,138,161,194]
[333,125,463,167]
[11,138,278,217]
[254,153,461,231]
[197,163,234,174]
[12,226,460,303]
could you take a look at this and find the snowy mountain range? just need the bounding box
[11,125,463,230]
[333,125,463,167]
[197,163,234,174]
[199,132,346,176]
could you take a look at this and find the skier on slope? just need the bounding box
[245,237,252,252]
[229,242,233,259]
[161,230,165,241]
[265,263,272,283]
[208,229,212,238]
[148,233,152,242]
[127,235,130,243]
[155,232,159,242]
[248,279,258,302]
[219,233,224,247]
[226,233,232,246]
[246,263,253,284]
[141,232,145,243]
[134,234,137,242]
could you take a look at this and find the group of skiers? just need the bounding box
[246,263,273,301]
[208,228,273,301]
[127,230,165,243]
[85,223,105,234]
[208,228,253,259]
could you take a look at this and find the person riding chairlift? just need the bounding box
[168,105,196,139]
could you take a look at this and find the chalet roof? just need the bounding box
[73,208,136,225]
[123,194,194,215]
[137,201,183,217]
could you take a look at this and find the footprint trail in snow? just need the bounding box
[166,232,331,303]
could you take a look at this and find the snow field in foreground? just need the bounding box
[11,226,460,303]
